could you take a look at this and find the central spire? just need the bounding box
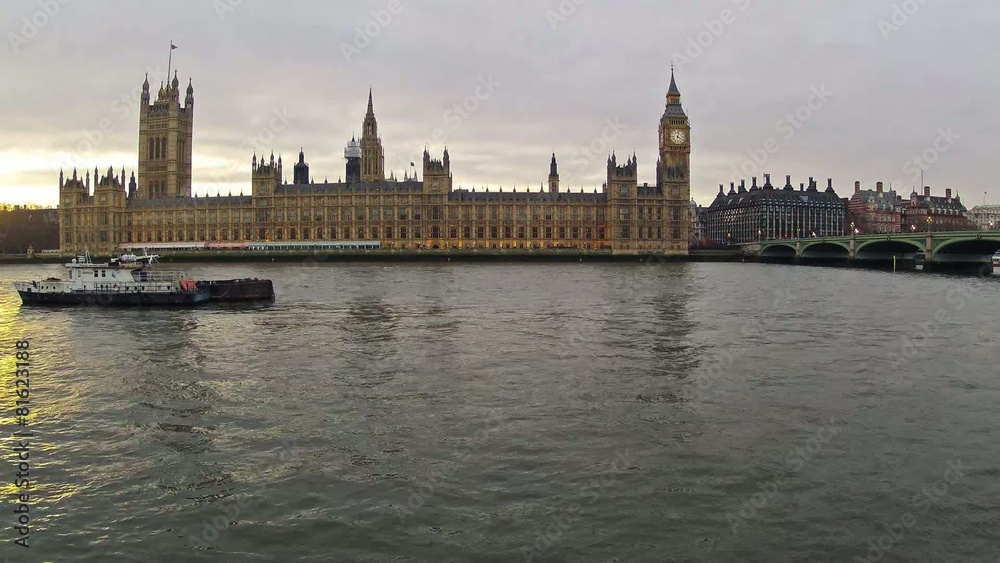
[363,88,379,139]
[360,88,384,182]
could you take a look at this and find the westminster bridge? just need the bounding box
[743,230,1000,275]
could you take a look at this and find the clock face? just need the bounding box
[670,130,687,145]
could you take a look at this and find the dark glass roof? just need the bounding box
[708,185,845,210]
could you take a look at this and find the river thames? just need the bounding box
[1,261,998,562]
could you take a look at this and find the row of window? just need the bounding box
[69,221,699,244]
[66,217,684,230]
[71,224,681,244]
[65,205,687,224]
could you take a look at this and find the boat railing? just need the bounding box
[130,270,187,283]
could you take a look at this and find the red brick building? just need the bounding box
[849,183,972,233]
[900,187,973,232]
[848,181,901,233]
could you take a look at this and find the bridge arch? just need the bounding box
[934,235,1000,255]
[801,241,850,258]
[855,238,925,255]
[854,238,924,261]
[760,243,797,258]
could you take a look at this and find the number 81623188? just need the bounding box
[14,340,30,425]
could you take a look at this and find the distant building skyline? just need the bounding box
[56,65,691,255]
[1,0,995,207]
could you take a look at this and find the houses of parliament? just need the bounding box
[58,68,691,254]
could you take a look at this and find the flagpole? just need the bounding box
[167,40,174,83]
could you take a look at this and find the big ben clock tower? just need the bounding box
[658,68,691,253]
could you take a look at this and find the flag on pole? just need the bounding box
[167,41,178,87]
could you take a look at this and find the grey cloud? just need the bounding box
[0,0,996,206]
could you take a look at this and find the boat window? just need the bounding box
[93,270,98,277]
[101,270,106,277]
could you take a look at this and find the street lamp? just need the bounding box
[926,216,933,233]
[910,225,916,233]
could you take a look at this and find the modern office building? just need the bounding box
[702,175,847,244]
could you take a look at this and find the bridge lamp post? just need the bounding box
[926,216,933,233]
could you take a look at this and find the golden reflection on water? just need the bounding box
[0,285,83,516]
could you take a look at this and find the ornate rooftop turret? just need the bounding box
[141,73,150,105]
[293,148,310,185]
[548,152,560,193]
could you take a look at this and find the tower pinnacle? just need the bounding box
[668,67,681,101]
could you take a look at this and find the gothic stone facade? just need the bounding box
[59,70,691,254]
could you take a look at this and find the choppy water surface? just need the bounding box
[0,261,998,562]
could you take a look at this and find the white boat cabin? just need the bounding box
[64,254,182,284]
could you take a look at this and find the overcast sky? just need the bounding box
[1,0,997,208]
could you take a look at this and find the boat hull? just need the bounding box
[17,289,209,306]
[197,279,275,302]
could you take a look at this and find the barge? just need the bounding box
[14,252,274,306]
[197,278,275,302]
